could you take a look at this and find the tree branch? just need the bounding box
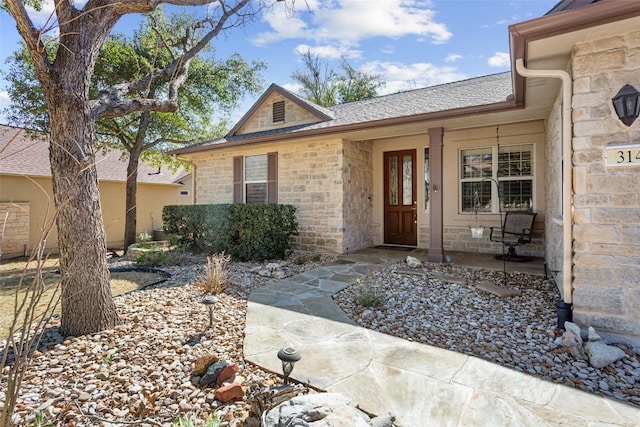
[93,99,179,119]
[90,0,254,120]
[4,0,53,81]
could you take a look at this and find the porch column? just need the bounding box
[427,127,444,263]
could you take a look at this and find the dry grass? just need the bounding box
[0,257,166,337]
[196,253,231,295]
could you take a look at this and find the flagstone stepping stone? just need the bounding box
[475,281,521,297]
[431,273,467,285]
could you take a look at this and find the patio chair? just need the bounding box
[489,211,537,262]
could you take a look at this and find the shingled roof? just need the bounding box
[175,72,513,154]
[0,125,188,184]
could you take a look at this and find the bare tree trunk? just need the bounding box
[123,150,141,251]
[48,92,119,336]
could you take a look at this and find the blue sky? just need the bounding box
[0,0,559,122]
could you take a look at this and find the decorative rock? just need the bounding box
[216,363,241,385]
[563,322,583,346]
[194,353,220,376]
[215,383,245,403]
[587,327,602,342]
[406,256,422,268]
[272,270,287,279]
[264,393,371,426]
[265,263,281,272]
[258,269,272,278]
[585,341,626,369]
[371,414,396,427]
[96,369,110,381]
[200,360,228,387]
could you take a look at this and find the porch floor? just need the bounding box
[347,246,546,276]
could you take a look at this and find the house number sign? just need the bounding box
[605,143,640,166]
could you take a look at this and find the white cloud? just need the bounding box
[0,91,11,124]
[380,45,395,54]
[360,61,466,94]
[294,43,361,60]
[24,0,87,28]
[282,83,303,94]
[488,52,510,67]
[445,54,462,63]
[25,0,57,27]
[254,0,452,47]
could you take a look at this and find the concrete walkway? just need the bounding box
[243,249,640,426]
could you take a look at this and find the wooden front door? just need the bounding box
[384,150,417,246]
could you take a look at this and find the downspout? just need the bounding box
[515,58,573,329]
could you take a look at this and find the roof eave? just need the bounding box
[175,100,520,156]
[509,0,640,105]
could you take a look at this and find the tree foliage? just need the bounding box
[2,0,273,338]
[290,49,385,106]
[3,6,266,250]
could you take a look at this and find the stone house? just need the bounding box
[173,0,640,344]
[0,124,192,258]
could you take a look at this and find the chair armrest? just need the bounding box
[519,228,533,243]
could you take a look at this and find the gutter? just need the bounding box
[515,58,573,328]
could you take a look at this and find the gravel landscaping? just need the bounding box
[333,261,640,408]
[1,252,639,426]
[1,254,324,427]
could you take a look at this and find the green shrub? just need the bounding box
[135,251,167,267]
[171,414,220,427]
[29,412,55,427]
[163,204,298,261]
[353,279,384,308]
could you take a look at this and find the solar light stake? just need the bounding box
[277,347,301,384]
[202,295,218,329]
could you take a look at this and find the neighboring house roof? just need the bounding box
[0,124,188,184]
[175,72,513,155]
[545,0,602,15]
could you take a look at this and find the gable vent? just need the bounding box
[273,101,285,123]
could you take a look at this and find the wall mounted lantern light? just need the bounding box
[612,84,640,126]
[277,347,301,384]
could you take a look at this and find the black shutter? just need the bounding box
[267,152,278,204]
[233,156,243,203]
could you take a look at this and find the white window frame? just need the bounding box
[459,144,535,214]
[244,154,268,205]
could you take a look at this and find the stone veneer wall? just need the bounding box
[0,202,29,258]
[235,93,320,135]
[442,226,544,257]
[341,140,373,253]
[192,138,346,253]
[544,91,564,282]
[570,30,640,342]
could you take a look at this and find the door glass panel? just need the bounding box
[403,154,412,205]
[424,148,430,211]
[389,156,398,205]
